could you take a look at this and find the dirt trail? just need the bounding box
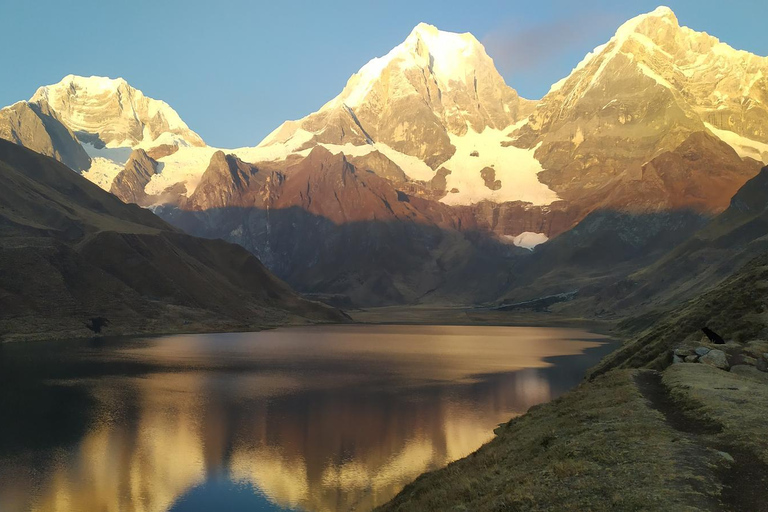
[635,370,768,512]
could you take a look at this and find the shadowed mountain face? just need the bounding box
[159,133,760,308]
[496,162,768,319]
[162,147,523,307]
[0,139,343,341]
[595,164,768,314]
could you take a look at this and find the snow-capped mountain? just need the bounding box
[512,6,768,213]
[540,6,768,154]
[2,8,768,307]
[0,75,211,197]
[259,23,555,207]
[30,75,205,149]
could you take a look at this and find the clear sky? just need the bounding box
[1,0,766,148]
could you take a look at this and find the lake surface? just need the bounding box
[0,325,615,512]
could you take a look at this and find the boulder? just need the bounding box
[685,355,698,363]
[730,365,768,383]
[675,348,694,357]
[695,347,711,357]
[699,349,729,370]
[673,354,685,364]
[757,358,768,373]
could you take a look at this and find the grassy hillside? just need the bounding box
[378,252,768,511]
[0,139,344,341]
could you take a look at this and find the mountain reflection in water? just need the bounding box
[0,325,615,512]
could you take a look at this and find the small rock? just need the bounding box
[695,347,711,357]
[699,349,729,370]
[742,356,758,366]
[675,348,694,357]
[673,354,685,364]
[685,355,699,363]
[716,451,735,464]
[744,342,768,358]
[757,358,768,373]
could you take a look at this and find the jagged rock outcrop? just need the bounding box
[0,101,90,171]
[185,151,283,211]
[347,151,409,184]
[110,149,159,206]
[563,131,763,214]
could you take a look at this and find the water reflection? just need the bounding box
[0,325,614,512]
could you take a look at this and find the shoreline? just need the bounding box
[1,305,619,344]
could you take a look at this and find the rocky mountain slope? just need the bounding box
[512,6,768,217]
[0,139,343,341]
[493,133,764,314]
[0,101,90,172]
[600,161,768,315]
[259,23,547,207]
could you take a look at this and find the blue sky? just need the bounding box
[1,0,766,147]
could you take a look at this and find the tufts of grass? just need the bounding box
[377,370,722,512]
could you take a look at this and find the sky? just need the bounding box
[1,0,767,148]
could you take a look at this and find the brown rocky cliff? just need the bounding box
[110,149,159,206]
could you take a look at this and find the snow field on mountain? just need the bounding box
[81,157,124,191]
[439,128,559,206]
[143,129,316,198]
[706,123,768,164]
[501,232,550,250]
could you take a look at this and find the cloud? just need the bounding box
[481,12,624,76]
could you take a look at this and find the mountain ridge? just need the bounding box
[2,7,768,308]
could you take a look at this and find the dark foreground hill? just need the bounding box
[0,139,343,341]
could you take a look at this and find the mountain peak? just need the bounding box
[29,74,205,149]
[645,5,676,19]
[406,22,477,47]
[409,22,440,38]
[32,75,128,104]
[613,5,679,42]
[404,23,481,80]
[329,24,493,111]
